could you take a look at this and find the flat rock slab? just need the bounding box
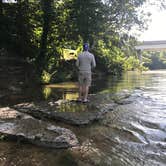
[12,91,131,126]
[0,107,79,148]
[13,100,115,126]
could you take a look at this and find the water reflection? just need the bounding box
[56,102,89,113]
[0,71,153,105]
[42,82,79,101]
[42,71,149,101]
[42,87,51,99]
[63,92,79,101]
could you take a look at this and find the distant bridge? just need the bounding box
[135,40,166,51]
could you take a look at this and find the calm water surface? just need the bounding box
[0,71,166,166]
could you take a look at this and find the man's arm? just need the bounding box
[91,55,96,68]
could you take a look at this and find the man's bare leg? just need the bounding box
[83,85,89,101]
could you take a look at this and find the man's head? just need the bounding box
[83,43,89,51]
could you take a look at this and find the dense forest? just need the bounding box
[0,0,166,83]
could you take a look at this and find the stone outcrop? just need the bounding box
[12,91,131,126]
[12,99,116,125]
[0,107,79,148]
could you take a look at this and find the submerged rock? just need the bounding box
[0,107,79,148]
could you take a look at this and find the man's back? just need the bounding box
[76,51,96,73]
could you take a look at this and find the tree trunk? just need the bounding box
[36,0,52,72]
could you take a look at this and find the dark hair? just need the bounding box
[83,43,89,51]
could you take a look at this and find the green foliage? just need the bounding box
[0,0,39,57]
[143,51,166,69]
[123,56,140,71]
[52,59,77,82]
[41,70,52,84]
[93,39,124,74]
[1,0,165,82]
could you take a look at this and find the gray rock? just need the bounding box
[0,107,79,148]
[13,100,113,125]
[12,92,131,126]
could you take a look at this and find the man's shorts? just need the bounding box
[78,72,92,86]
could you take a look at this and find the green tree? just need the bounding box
[1,0,166,83]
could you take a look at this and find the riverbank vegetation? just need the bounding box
[142,51,166,70]
[0,0,165,83]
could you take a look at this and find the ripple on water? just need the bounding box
[131,122,166,144]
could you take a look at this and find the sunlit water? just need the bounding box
[0,71,166,166]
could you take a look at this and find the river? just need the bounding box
[0,70,166,166]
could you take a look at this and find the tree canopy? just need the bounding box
[0,0,166,82]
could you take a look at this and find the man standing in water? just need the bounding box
[76,43,96,103]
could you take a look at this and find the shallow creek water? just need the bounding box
[0,71,166,166]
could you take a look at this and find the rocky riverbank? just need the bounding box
[0,91,132,148]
